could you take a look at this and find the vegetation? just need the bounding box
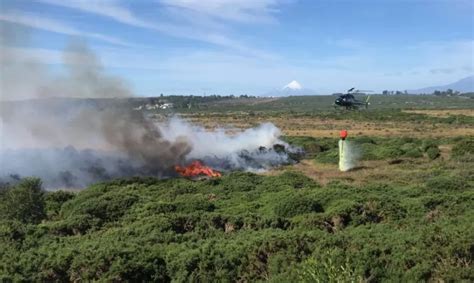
[170,95,474,113]
[284,136,445,164]
[1,96,472,281]
[451,137,474,162]
[0,177,46,224]
[1,158,472,281]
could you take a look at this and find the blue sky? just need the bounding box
[1,0,473,96]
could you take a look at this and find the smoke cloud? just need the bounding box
[0,30,297,189]
[160,118,299,171]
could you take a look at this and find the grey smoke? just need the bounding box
[1,26,193,187]
[0,28,298,189]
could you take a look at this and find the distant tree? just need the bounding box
[382,90,389,95]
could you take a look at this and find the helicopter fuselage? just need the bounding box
[334,94,366,109]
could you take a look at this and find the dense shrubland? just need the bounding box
[1,163,472,281]
[283,136,463,164]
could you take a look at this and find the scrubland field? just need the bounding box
[1,95,473,282]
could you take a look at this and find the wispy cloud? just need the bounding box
[159,0,283,24]
[37,0,278,59]
[38,0,153,28]
[0,11,135,47]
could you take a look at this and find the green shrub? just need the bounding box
[298,250,361,283]
[403,148,423,158]
[451,138,474,162]
[374,145,404,159]
[272,171,318,189]
[425,176,469,192]
[45,190,76,219]
[422,140,439,152]
[220,172,263,192]
[351,199,407,224]
[62,192,138,221]
[426,146,440,160]
[0,178,46,224]
[174,198,216,213]
[0,220,29,242]
[401,143,417,152]
[48,214,102,235]
[274,195,323,218]
[146,202,177,214]
[315,148,338,164]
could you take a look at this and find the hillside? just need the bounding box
[412,76,474,94]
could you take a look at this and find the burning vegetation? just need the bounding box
[0,118,301,188]
[175,161,222,179]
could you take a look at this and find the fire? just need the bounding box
[175,160,222,178]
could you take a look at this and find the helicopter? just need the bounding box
[334,88,371,110]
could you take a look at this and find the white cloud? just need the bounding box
[37,0,278,59]
[0,11,135,47]
[159,0,283,23]
[38,0,153,28]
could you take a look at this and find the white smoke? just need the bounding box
[0,117,298,188]
[159,117,297,171]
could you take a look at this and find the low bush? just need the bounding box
[298,250,361,283]
[0,178,46,224]
[315,148,339,164]
[426,146,441,160]
[425,176,469,192]
[274,195,323,218]
[45,190,76,219]
[403,147,423,158]
[374,145,404,159]
[451,138,474,162]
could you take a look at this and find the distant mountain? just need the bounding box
[283,80,302,90]
[264,80,317,96]
[411,76,474,94]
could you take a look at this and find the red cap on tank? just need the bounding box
[340,130,348,140]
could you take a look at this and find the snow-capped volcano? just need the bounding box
[283,80,302,90]
[263,80,316,96]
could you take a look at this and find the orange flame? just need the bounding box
[175,161,222,178]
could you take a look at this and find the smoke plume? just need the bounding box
[0,32,297,189]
